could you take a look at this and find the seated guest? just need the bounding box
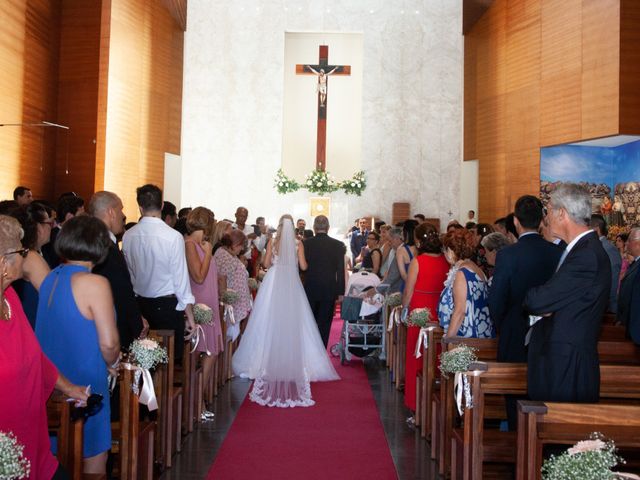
[42,193,85,269]
[358,231,382,277]
[36,215,120,474]
[438,228,494,338]
[10,203,52,328]
[184,207,223,421]
[402,223,449,415]
[89,191,147,350]
[214,230,252,328]
[0,215,89,480]
[122,184,196,362]
[591,214,621,313]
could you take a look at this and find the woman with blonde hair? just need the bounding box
[184,207,222,420]
[233,214,339,408]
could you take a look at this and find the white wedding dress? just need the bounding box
[232,218,339,407]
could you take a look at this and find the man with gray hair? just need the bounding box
[89,191,148,350]
[302,215,346,347]
[524,183,611,402]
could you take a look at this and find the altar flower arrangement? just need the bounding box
[305,169,339,195]
[386,292,402,308]
[0,431,31,480]
[129,338,168,371]
[221,289,239,305]
[541,433,640,479]
[340,170,366,196]
[248,278,259,291]
[407,308,431,327]
[274,169,301,194]
[439,345,478,378]
[193,303,213,326]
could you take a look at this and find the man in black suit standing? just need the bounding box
[488,195,562,428]
[89,191,148,350]
[617,227,640,330]
[303,215,346,348]
[524,183,611,402]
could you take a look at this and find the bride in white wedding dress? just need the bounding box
[232,215,339,407]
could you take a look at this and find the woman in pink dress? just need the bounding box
[402,222,450,417]
[185,207,223,421]
[0,215,88,479]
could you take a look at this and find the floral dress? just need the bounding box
[438,265,495,338]
[213,247,252,321]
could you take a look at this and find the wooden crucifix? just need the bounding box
[296,45,351,171]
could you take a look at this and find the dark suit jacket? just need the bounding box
[488,233,562,362]
[617,259,640,328]
[41,226,61,269]
[303,233,346,301]
[93,241,144,350]
[524,231,610,402]
[627,264,640,345]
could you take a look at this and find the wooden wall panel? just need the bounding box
[101,0,184,219]
[465,0,625,223]
[620,0,640,134]
[0,0,60,200]
[55,0,102,202]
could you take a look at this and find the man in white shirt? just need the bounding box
[122,184,196,361]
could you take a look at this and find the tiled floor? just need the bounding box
[160,358,440,479]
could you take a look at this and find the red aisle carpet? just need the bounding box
[207,317,398,479]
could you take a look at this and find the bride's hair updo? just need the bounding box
[274,214,294,255]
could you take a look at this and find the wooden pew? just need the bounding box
[47,392,84,480]
[394,322,407,390]
[415,324,444,438]
[384,304,394,369]
[457,362,640,480]
[432,337,498,476]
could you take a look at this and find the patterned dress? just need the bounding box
[213,247,252,321]
[438,265,495,338]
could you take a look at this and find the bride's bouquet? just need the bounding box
[0,431,31,479]
[193,303,213,326]
[221,289,239,305]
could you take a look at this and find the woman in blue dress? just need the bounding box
[36,215,120,475]
[438,228,495,339]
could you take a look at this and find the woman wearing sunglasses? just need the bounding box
[0,215,89,480]
[36,215,120,475]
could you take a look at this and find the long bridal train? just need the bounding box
[232,217,339,408]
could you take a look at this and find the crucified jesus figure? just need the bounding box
[305,65,338,107]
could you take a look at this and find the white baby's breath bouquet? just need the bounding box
[439,345,478,378]
[221,289,239,305]
[129,338,168,371]
[386,292,402,308]
[542,433,639,479]
[407,308,431,327]
[248,278,259,291]
[0,431,31,480]
[193,303,213,326]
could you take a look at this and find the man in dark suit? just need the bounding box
[524,183,611,402]
[89,191,148,350]
[617,228,640,329]
[488,195,562,429]
[489,195,562,362]
[303,215,346,347]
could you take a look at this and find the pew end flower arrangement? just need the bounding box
[385,292,402,308]
[407,308,431,327]
[129,338,168,371]
[193,303,213,326]
[439,345,478,378]
[542,433,640,480]
[0,431,30,480]
[221,289,239,306]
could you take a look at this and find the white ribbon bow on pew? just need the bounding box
[190,325,211,356]
[388,306,402,332]
[122,362,159,411]
[414,325,437,359]
[453,372,473,416]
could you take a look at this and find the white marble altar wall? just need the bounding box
[181,0,462,233]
